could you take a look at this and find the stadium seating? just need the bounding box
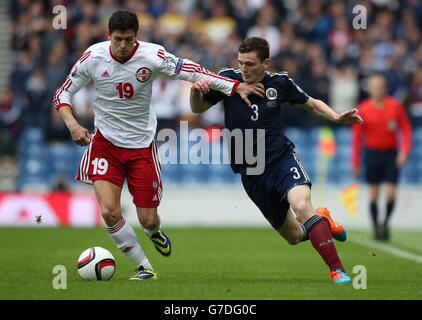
[18,128,80,191]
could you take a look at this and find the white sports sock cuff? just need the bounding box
[139,259,153,271]
[144,226,160,236]
[106,218,126,234]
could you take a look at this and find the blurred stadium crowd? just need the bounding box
[1,0,422,190]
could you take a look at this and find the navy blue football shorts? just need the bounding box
[364,148,399,184]
[240,150,312,230]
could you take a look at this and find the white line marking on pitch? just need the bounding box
[350,236,422,263]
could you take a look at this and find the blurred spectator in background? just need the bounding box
[0,88,25,156]
[352,74,413,241]
[45,41,68,99]
[157,0,186,37]
[329,63,359,115]
[408,68,422,127]
[151,78,182,132]
[200,1,237,45]
[230,0,255,38]
[10,50,33,96]
[45,106,71,143]
[301,60,330,126]
[71,83,95,132]
[51,175,72,192]
[25,66,47,127]
[297,0,331,51]
[246,3,281,57]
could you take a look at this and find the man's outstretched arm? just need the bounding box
[301,97,364,125]
[156,47,264,106]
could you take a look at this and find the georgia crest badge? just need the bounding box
[136,67,152,82]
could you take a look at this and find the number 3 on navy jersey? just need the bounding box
[251,104,259,121]
[290,167,301,179]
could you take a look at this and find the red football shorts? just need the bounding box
[76,130,162,208]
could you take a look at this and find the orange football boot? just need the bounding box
[316,207,347,242]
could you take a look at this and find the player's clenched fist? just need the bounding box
[68,122,91,146]
[192,78,211,94]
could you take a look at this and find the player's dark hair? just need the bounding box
[108,10,139,34]
[238,37,270,62]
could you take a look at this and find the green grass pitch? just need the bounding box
[1,227,421,300]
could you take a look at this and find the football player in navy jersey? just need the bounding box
[190,37,363,284]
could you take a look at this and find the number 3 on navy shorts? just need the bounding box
[291,152,311,181]
[290,167,301,179]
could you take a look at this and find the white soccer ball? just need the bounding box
[77,247,116,281]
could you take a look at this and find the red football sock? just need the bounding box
[307,217,345,272]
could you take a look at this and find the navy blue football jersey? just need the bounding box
[203,69,309,174]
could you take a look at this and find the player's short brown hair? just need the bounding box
[238,37,270,62]
[108,10,139,34]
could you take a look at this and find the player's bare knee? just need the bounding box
[286,238,300,245]
[288,229,304,245]
[280,230,301,245]
[291,201,312,220]
[101,207,121,226]
[139,214,159,230]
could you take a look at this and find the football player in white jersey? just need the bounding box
[54,10,265,280]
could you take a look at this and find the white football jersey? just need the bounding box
[53,40,239,148]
